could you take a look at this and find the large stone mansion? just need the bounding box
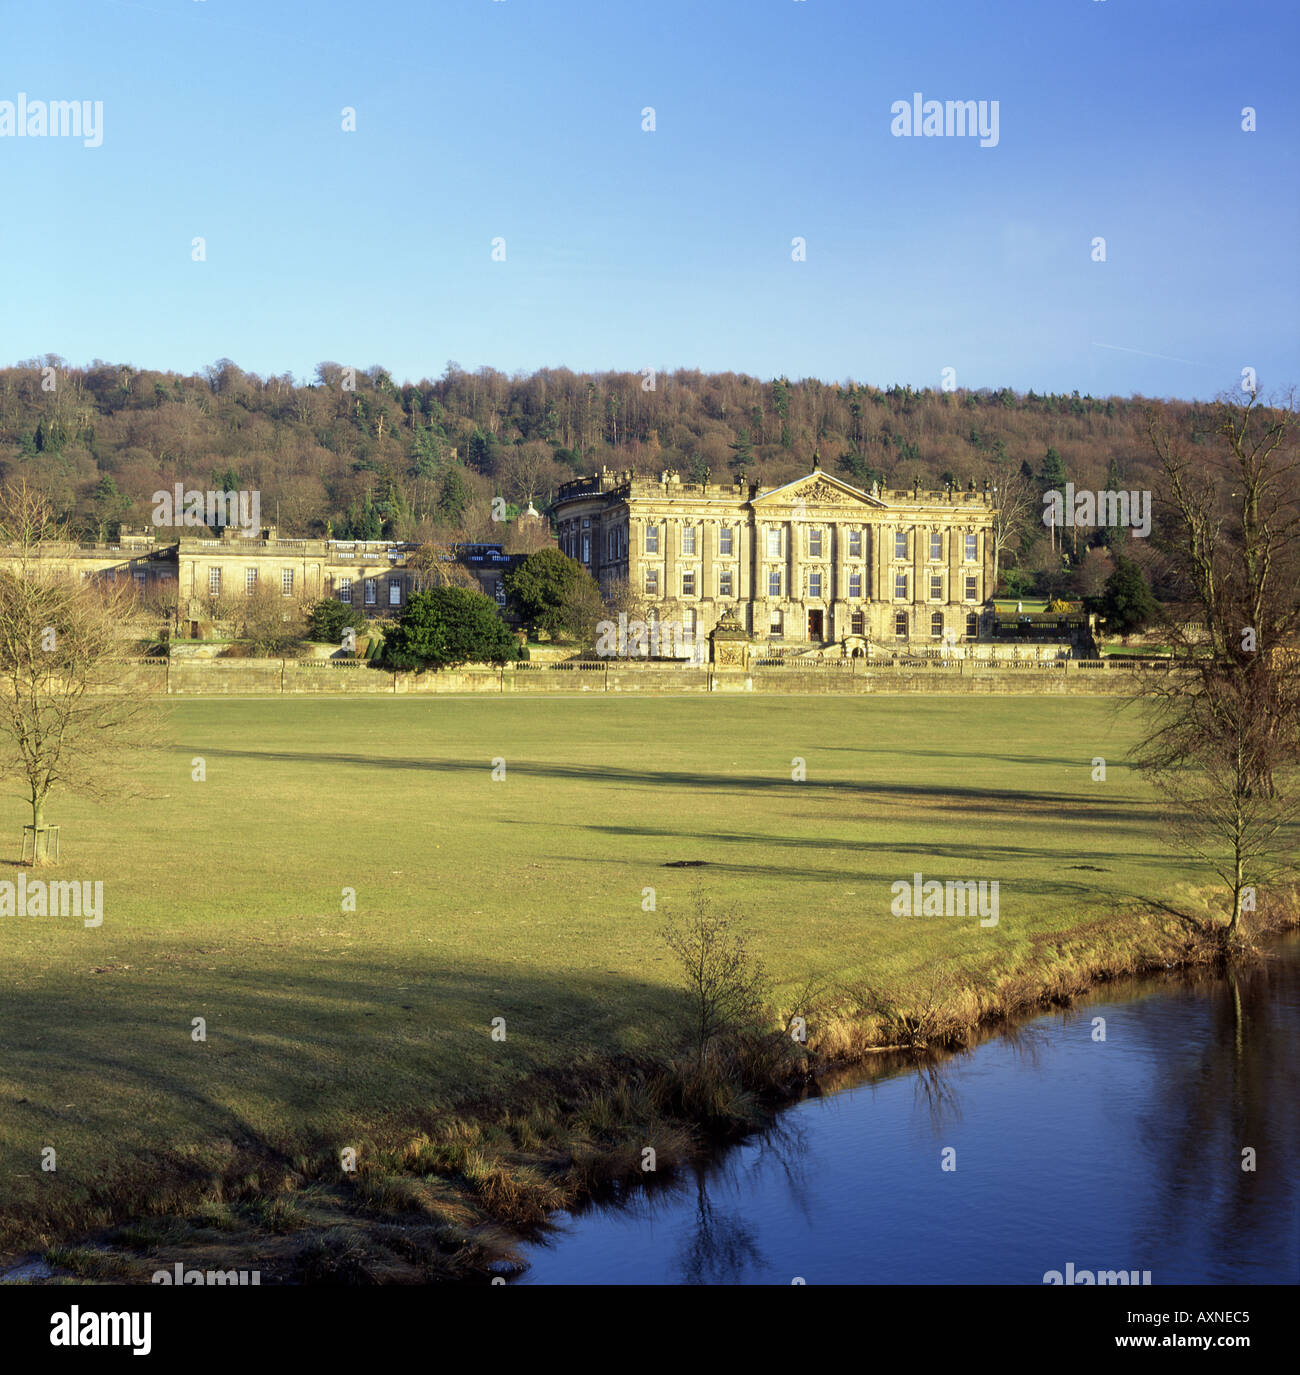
[552,462,999,651]
[0,463,1002,654]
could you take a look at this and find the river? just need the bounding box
[514,936,1300,1284]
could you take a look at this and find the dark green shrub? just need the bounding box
[381,587,520,670]
[306,599,367,644]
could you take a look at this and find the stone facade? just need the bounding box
[552,464,998,654]
[175,530,416,633]
[0,528,175,589]
[0,529,523,638]
[174,533,520,632]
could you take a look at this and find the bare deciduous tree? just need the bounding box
[234,581,308,655]
[496,441,558,508]
[0,483,161,859]
[1141,687,1300,940]
[600,576,647,626]
[406,542,479,592]
[1134,391,1300,936]
[987,466,1035,584]
[661,892,769,1065]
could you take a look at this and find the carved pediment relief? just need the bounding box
[753,471,885,510]
[793,479,847,505]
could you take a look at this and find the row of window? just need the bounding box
[892,572,981,602]
[337,576,403,606]
[647,567,980,601]
[765,610,980,639]
[337,577,505,608]
[606,526,629,561]
[631,607,698,634]
[207,567,298,596]
[203,567,413,608]
[87,569,173,583]
[645,526,981,561]
[648,525,737,556]
[896,610,979,640]
[893,531,980,563]
[563,524,984,566]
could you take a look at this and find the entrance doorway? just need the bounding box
[807,609,824,640]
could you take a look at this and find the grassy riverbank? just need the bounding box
[1,696,1290,1281]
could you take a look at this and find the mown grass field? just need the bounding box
[0,694,1228,1272]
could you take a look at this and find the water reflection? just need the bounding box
[911,1060,962,1135]
[517,937,1299,1285]
[1129,952,1300,1280]
[673,1172,765,1285]
[742,1112,815,1220]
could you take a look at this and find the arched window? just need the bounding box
[894,610,908,639]
[851,610,864,636]
[931,611,944,638]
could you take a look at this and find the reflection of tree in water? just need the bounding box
[745,1112,814,1222]
[665,1107,834,1283]
[997,1018,1050,1071]
[673,1164,766,1285]
[898,1015,1053,1138]
[531,1101,811,1281]
[1130,944,1300,1276]
[669,1113,815,1281]
[912,1059,962,1135]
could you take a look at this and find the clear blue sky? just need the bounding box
[3,0,1296,400]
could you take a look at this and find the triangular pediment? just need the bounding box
[751,470,885,509]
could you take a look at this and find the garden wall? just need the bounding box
[97,658,1161,696]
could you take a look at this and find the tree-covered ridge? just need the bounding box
[0,356,1211,549]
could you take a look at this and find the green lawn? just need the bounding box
[0,694,1209,1260]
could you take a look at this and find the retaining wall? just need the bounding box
[88,658,1166,696]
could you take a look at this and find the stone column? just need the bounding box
[913,518,924,615]
[748,519,759,629]
[949,520,960,607]
[787,518,799,636]
[830,523,840,638]
[627,515,642,599]
[701,518,714,606]
[983,525,994,603]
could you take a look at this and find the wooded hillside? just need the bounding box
[0,356,1257,602]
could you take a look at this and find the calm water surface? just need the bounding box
[517,937,1300,1284]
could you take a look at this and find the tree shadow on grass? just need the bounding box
[0,955,688,1243]
[178,744,1151,824]
[545,849,1123,902]
[514,818,1170,865]
[814,744,1097,770]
